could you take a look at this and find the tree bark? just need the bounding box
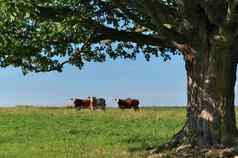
[184,41,238,147]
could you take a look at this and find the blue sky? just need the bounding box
[0,54,186,107]
[1,54,237,107]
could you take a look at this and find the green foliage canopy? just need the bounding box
[0,0,179,74]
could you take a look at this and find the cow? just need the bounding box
[95,98,106,111]
[114,98,140,111]
[71,97,95,111]
[71,97,106,111]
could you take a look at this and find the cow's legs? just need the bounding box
[89,96,94,111]
[133,106,139,111]
[76,106,81,110]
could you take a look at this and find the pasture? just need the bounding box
[0,107,186,158]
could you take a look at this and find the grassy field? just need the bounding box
[0,107,186,158]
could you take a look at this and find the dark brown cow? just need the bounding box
[115,98,140,111]
[71,97,96,110]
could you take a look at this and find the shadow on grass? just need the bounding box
[128,144,155,153]
[123,135,166,153]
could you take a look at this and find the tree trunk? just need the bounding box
[184,41,238,147]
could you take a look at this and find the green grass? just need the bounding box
[0,107,186,158]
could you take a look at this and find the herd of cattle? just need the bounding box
[70,97,140,111]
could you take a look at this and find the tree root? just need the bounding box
[148,131,238,158]
[148,121,238,157]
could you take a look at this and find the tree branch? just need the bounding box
[37,3,186,44]
[93,25,175,49]
[36,5,178,49]
[110,0,187,44]
[112,0,178,24]
[36,3,190,52]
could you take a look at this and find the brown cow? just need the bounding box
[115,98,140,111]
[71,97,96,111]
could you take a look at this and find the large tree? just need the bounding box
[1,0,238,149]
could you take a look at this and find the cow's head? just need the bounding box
[113,98,120,102]
[70,97,80,101]
[88,96,96,102]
